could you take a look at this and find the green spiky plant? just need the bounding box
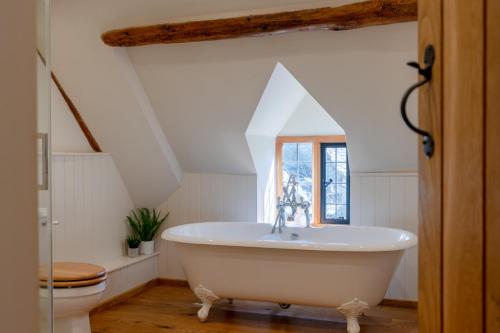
[126,208,169,242]
[126,235,141,249]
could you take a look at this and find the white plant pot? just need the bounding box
[127,247,139,258]
[140,240,155,255]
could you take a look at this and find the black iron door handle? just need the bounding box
[401,45,435,158]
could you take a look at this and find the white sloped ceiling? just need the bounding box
[128,22,418,174]
[52,0,417,208]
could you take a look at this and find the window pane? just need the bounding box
[282,162,297,183]
[326,189,336,204]
[298,163,312,182]
[298,143,312,162]
[297,180,312,203]
[321,143,350,224]
[336,183,347,204]
[325,147,336,162]
[325,163,336,183]
[326,204,336,219]
[337,163,347,183]
[283,143,297,162]
[336,205,347,219]
[337,147,347,162]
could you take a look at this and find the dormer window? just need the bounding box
[276,136,349,225]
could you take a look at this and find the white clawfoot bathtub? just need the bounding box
[162,222,417,333]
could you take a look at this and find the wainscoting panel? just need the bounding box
[101,255,159,302]
[158,172,416,301]
[157,173,257,279]
[351,172,418,301]
[52,153,134,264]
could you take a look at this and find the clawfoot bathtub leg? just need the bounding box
[194,285,219,322]
[337,298,370,333]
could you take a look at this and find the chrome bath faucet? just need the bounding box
[271,175,311,234]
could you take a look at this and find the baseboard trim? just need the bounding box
[157,277,190,288]
[379,298,418,309]
[90,278,418,314]
[90,279,159,315]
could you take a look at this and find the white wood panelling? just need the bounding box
[52,153,159,296]
[101,255,159,302]
[157,173,257,279]
[52,153,134,264]
[157,171,416,301]
[351,172,418,301]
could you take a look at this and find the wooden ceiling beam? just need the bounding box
[101,0,417,47]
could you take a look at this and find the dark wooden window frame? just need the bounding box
[320,142,350,224]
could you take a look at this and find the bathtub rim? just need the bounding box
[161,222,417,252]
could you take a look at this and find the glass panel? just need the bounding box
[336,205,347,219]
[326,189,336,204]
[282,162,297,183]
[298,143,312,162]
[325,147,336,162]
[37,1,52,332]
[325,163,336,183]
[321,143,350,223]
[336,184,347,204]
[337,147,347,162]
[297,180,313,203]
[337,163,347,183]
[283,143,297,162]
[326,205,336,219]
[298,163,312,181]
[280,141,313,225]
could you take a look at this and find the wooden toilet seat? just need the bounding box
[39,262,107,288]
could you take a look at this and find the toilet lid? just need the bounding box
[40,274,107,288]
[39,262,106,282]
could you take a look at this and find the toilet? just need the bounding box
[39,262,107,333]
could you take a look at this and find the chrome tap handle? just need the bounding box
[304,206,311,228]
[302,200,311,228]
[271,199,282,234]
[271,211,280,234]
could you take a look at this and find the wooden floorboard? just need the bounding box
[90,285,418,333]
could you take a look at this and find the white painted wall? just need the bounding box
[52,153,134,264]
[51,0,419,303]
[246,135,277,222]
[246,63,346,223]
[51,80,93,153]
[52,0,183,208]
[129,23,418,174]
[279,93,344,136]
[157,173,257,278]
[351,172,418,301]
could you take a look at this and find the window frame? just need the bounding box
[320,142,350,225]
[275,135,347,225]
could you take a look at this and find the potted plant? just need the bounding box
[126,208,168,255]
[126,235,141,258]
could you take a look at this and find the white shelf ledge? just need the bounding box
[100,252,159,273]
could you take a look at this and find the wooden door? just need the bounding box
[418,0,499,332]
[485,0,500,331]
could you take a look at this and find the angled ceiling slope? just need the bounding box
[52,0,183,208]
[246,62,345,174]
[246,63,345,221]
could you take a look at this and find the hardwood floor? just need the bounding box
[90,284,418,333]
